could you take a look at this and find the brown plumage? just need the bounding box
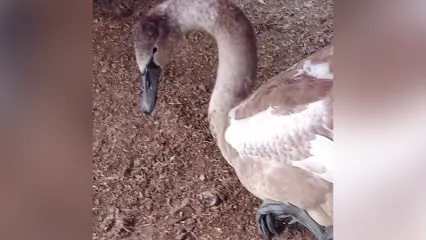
[134,0,333,239]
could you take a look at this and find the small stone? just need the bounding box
[198,84,206,92]
[114,4,132,17]
[199,174,206,181]
[201,191,220,207]
[175,232,188,240]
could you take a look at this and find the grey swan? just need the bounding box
[134,0,334,239]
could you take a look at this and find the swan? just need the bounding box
[134,0,334,239]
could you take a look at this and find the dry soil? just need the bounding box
[92,0,333,239]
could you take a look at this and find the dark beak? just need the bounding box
[140,62,161,115]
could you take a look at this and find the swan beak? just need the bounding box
[140,65,162,115]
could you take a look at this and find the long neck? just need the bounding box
[166,0,258,154]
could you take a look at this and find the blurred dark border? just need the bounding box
[0,0,34,118]
[0,0,92,239]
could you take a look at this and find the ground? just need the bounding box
[92,0,333,239]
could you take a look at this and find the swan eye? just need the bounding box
[152,47,158,54]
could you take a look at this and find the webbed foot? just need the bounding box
[256,200,332,240]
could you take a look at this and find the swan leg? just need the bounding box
[322,226,333,240]
[256,200,332,240]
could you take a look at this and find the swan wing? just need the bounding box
[225,46,334,183]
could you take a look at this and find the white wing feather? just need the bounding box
[291,134,333,183]
[225,99,329,161]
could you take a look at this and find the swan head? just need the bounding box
[134,8,182,115]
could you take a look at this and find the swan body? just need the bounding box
[134,0,333,238]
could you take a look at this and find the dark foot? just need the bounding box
[322,226,333,240]
[256,200,332,240]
